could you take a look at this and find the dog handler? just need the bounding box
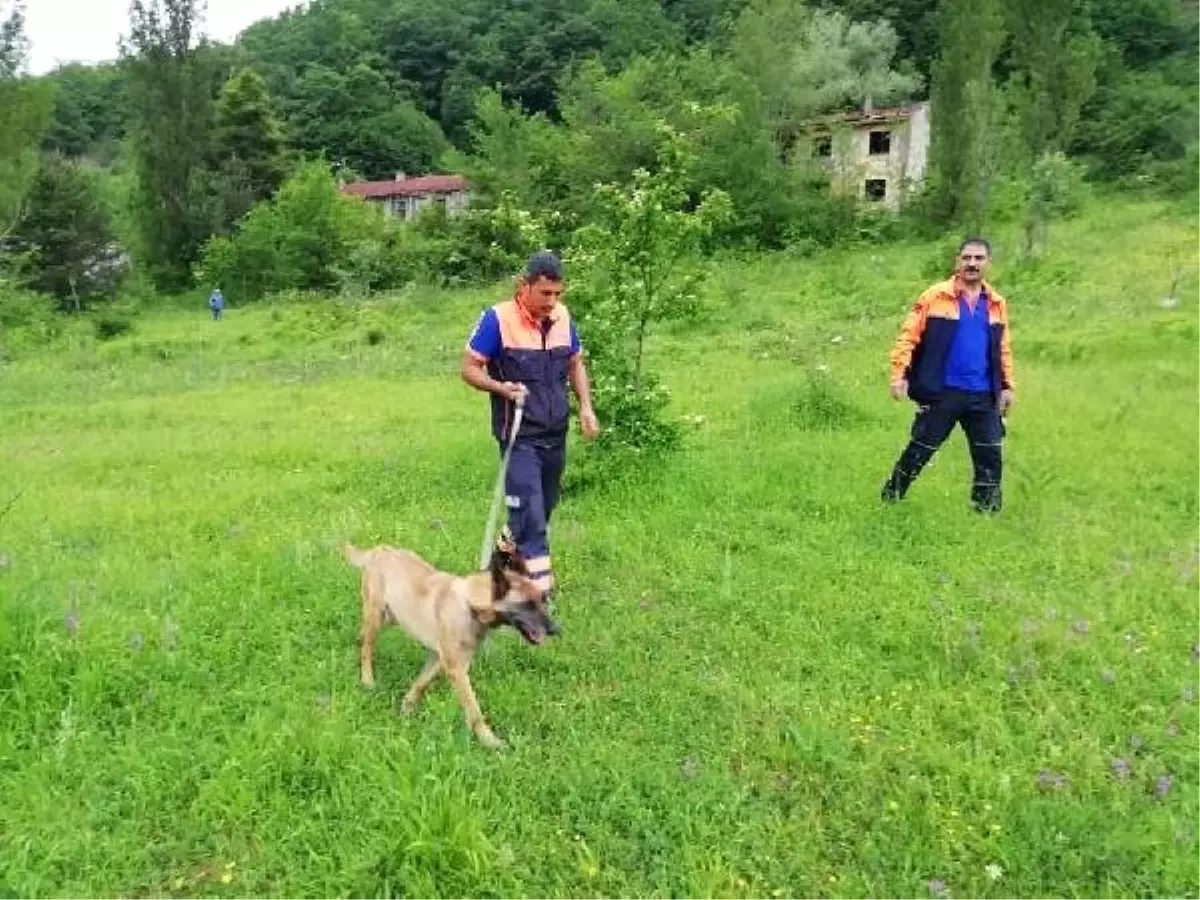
[881,236,1016,512]
[460,250,600,597]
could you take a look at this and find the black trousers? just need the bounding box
[882,390,1004,511]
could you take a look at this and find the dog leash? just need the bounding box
[478,393,525,570]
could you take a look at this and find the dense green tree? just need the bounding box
[729,0,919,160]
[121,0,221,291]
[16,154,120,309]
[39,63,128,160]
[283,62,449,180]
[212,67,289,226]
[1,0,53,236]
[925,0,1007,229]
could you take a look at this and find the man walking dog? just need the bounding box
[461,251,600,597]
[881,237,1016,512]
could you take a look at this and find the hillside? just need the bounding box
[0,196,1196,897]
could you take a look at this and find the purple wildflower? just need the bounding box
[1111,758,1131,780]
[1072,619,1089,635]
[1037,769,1068,792]
[1100,668,1116,684]
[1155,775,1173,800]
[928,878,948,897]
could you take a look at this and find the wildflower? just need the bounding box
[1072,619,1089,635]
[927,878,948,897]
[1155,775,1173,800]
[985,862,1003,881]
[1111,758,1131,780]
[1100,668,1116,684]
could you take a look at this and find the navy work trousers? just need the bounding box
[882,389,1004,511]
[502,437,565,590]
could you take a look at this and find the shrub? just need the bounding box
[566,125,732,471]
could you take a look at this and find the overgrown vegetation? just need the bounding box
[0,196,1195,899]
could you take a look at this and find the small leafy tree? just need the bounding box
[566,124,732,468]
[1020,150,1088,258]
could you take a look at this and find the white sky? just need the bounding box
[24,0,307,75]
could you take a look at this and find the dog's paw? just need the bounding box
[477,730,507,751]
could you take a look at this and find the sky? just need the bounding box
[23,0,306,75]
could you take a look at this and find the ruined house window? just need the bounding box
[814,135,832,157]
[865,179,887,201]
[869,130,891,155]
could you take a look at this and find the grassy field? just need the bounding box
[1,196,1197,899]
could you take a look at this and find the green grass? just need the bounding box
[1,196,1197,899]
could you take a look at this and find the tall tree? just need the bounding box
[0,0,54,235]
[17,154,119,310]
[729,0,919,161]
[1003,0,1099,164]
[121,0,219,291]
[212,66,288,227]
[925,0,1006,229]
[39,62,129,160]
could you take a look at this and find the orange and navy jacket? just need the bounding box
[466,296,580,443]
[890,277,1014,404]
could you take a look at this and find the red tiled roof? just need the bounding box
[341,174,468,198]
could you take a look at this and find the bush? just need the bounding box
[195,160,394,302]
[566,125,732,472]
[93,312,132,340]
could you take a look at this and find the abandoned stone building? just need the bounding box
[807,101,931,210]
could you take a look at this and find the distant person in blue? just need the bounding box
[208,288,225,321]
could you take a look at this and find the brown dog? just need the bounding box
[342,541,559,749]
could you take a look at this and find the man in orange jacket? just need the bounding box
[881,237,1015,512]
[460,251,600,598]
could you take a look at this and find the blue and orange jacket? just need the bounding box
[890,277,1015,403]
[468,298,577,443]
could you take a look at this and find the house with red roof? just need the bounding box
[340,172,471,221]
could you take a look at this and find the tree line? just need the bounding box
[0,0,1196,312]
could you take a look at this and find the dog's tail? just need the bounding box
[341,542,373,568]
